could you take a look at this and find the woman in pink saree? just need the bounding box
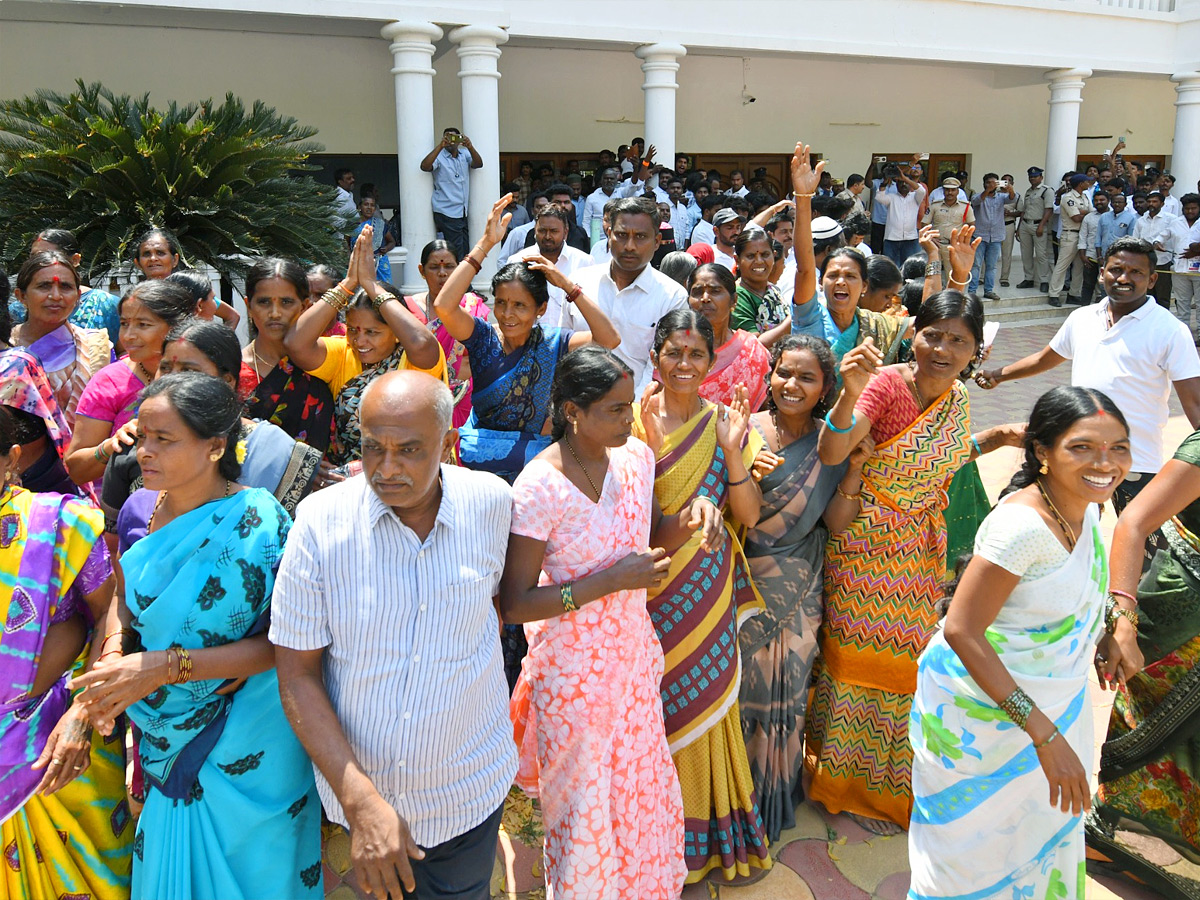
[685,263,771,411]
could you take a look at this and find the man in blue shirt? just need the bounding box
[1096,191,1138,260]
[420,127,483,259]
[968,173,1015,298]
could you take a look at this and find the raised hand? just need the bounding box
[523,255,572,291]
[918,224,940,257]
[483,194,514,248]
[790,142,826,198]
[948,224,982,280]
[644,144,658,165]
[839,337,882,399]
[716,384,751,453]
[355,225,379,294]
[638,382,665,453]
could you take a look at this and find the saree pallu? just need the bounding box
[1086,512,1200,900]
[242,358,334,455]
[330,348,408,466]
[459,326,568,483]
[944,460,991,575]
[908,504,1106,900]
[638,405,772,883]
[238,420,320,518]
[738,430,846,843]
[20,324,112,429]
[807,380,971,828]
[404,293,489,428]
[0,488,132,900]
[698,330,771,412]
[121,488,321,900]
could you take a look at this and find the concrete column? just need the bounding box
[1044,67,1091,188]
[381,20,442,293]
[450,24,508,289]
[1171,72,1200,198]
[635,43,687,181]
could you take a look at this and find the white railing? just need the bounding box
[1098,0,1175,10]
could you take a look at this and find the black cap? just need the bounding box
[1027,166,1044,176]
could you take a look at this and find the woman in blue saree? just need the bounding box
[435,193,621,484]
[71,372,321,900]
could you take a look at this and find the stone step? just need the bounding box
[981,298,1073,326]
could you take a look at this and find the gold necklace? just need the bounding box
[248,341,278,383]
[1036,479,1077,549]
[907,360,927,409]
[563,438,602,499]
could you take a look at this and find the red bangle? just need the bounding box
[464,255,482,273]
[566,285,583,304]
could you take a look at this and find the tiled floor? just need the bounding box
[486,315,1199,899]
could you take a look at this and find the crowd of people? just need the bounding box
[2,133,1199,900]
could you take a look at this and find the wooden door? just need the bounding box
[691,154,795,198]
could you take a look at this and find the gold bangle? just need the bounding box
[372,291,394,310]
[1034,727,1060,750]
[321,285,352,311]
[835,484,862,501]
[795,191,817,199]
[560,582,578,613]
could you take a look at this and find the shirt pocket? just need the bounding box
[435,574,497,663]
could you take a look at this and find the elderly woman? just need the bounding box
[10,250,113,429]
[132,226,239,329]
[285,227,444,467]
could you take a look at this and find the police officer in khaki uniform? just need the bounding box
[921,177,975,273]
[1016,166,1055,291]
[999,173,1019,286]
[1047,173,1093,307]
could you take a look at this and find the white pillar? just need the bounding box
[1171,72,1200,198]
[1044,67,1091,188]
[450,24,507,289]
[635,43,687,176]
[381,20,442,293]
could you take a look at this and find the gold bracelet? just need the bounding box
[372,291,394,310]
[1034,727,1060,749]
[321,285,352,311]
[795,191,816,198]
[835,484,862,501]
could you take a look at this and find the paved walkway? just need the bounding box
[479,322,1194,900]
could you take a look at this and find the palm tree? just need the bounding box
[0,80,347,281]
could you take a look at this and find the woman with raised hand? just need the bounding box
[789,142,912,370]
[73,372,322,900]
[11,250,113,429]
[501,345,731,898]
[434,193,619,483]
[807,290,1022,835]
[403,239,491,428]
[738,334,870,842]
[910,387,1132,900]
[239,257,335,455]
[632,308,772,885]
[284,226,444,467]
[0,404,133,900]
[686,262,772,412]
[65,279,194,485]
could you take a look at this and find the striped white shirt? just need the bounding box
[270,467,517,846]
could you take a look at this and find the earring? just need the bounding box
[1039,460,1049,475]
[210,452,222,462]
[572,419,579,435]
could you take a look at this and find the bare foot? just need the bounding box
[847,811,904,836]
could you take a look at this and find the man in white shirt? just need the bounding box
[1160,172,1183,217]
[663,175,691,245]
[1132,190,1178,308]
[581,168,637,248]
[333,168,357,228]
[979,236,1200,516]
[1169,192,1200,340]
[727,170,750,198]
[570,197,687,391]
[706,208,744,270]
[690,196,720,247]
[877,169,928,268]
[498,191,549,261]
[273,372,516,900]
[506,204,593,329]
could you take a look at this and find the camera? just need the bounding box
[883,163,901,179]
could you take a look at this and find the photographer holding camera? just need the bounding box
[421,127,484,258]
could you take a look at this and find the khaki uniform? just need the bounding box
[1017,183,1055,285]
[837,188,866,217]
[922,200,975,272]
[1049,189,1091,298]
[1001,192,1019,282]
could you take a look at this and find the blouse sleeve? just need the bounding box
[73,367,119,423]
[973,503,1062,577]
[511,460,567,542]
